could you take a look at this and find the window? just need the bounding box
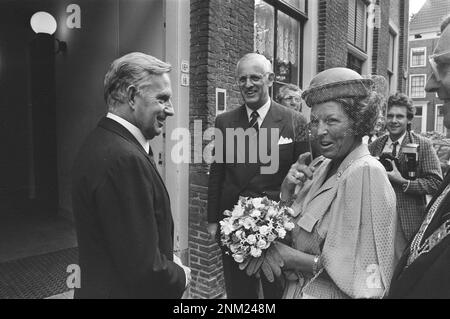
[347,53,364,74]
[410,75,427,98]
[388,30,397,92]
[348,0,367,52]
[412,104,427,133]
[414,106,423,132]
[410,47,427,67]
[255,0,308,93]
[436,104,447,135]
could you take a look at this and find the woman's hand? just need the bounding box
[281,152,315,199]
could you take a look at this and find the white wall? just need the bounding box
[164,0,190,261]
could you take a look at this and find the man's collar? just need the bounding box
[106,113,150,153]
[245,99,271,121]
[388,131,407,146]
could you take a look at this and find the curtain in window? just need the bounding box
[254,0,274,60]
[276,10,300,84]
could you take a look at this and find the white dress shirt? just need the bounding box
[245,99,271,129]
[106,113,150,154]
[383,132,407,157]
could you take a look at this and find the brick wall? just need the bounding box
[373,0,390,78]
[189,0,254,299]
[317,0,348,72]
[398,0,409,92]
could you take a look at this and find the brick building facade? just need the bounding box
[187,0,409,299]
[0,0,410,299]
[408,0,450,134]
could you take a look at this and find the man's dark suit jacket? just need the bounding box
[207,101,308,225]
[389,170,450,298]
[72,117,185,299]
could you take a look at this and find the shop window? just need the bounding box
[255,0,307,93]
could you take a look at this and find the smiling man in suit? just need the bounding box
[72,52,190,298]
[368,92,442,242]
[207,53,308,299]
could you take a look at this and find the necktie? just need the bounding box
[392,141,399,158]
[248,111,259,132]
[148,147,157,167]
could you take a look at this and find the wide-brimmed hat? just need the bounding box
[302,67,374,107]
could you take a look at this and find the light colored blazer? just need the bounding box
[291,144,403,298]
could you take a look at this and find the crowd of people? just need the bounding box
[70,14,450,299]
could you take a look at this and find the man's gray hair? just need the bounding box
[236,53,273,74]
[104,52,171,108]
[276,83,302,103]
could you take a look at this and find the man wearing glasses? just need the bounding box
[276,83,304,113]
[207,53,308,298]
[388,15,450,298]
[72,52,190,298]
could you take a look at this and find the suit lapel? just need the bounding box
[371,135,388,156]
[261,102,284,160]
[99,117,170,198]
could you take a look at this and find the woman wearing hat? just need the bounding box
[263,68,404,298]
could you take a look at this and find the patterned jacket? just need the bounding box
[368,131,443,241]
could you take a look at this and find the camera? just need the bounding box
[378,153,399,172]
[377,143,419,180]
[402,143,419,180]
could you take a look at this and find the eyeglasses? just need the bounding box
[429,50,450,82]
[237,72,270,86]
[282,96,302,103]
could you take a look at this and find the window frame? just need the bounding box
[409,74,427,99]
[410,47,427,68]
[347,0,369,53]
[256,0,308,89]
[435,104,447,135]
[388,24,399,93]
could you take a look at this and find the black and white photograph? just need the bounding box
[0,0,450,302]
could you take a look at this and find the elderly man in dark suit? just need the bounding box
[207,53,308,299]
[72,52,190,299]
[369,92,442,242]
[388,15,450,298]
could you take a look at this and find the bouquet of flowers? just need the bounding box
[220,196,295,265]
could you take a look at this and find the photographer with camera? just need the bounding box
[368,92,442,242]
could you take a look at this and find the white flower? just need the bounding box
[259,225,270,236]
[242,217,255,230]
[267,233,276,242]
[252,197,264,209]
[250,247,262,258]
[265,207,278,219]
[235,230,243,239]
[232,205,245,218]
[233,254,245,263]
[257,239,268,249]
[230,243,240,253]
[247,234,257,245]
[220,219,234,236]
[250,209,261,218]
[284,221,295,231]
[278,228,287,239]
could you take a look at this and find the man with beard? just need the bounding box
[388,15,450,298]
